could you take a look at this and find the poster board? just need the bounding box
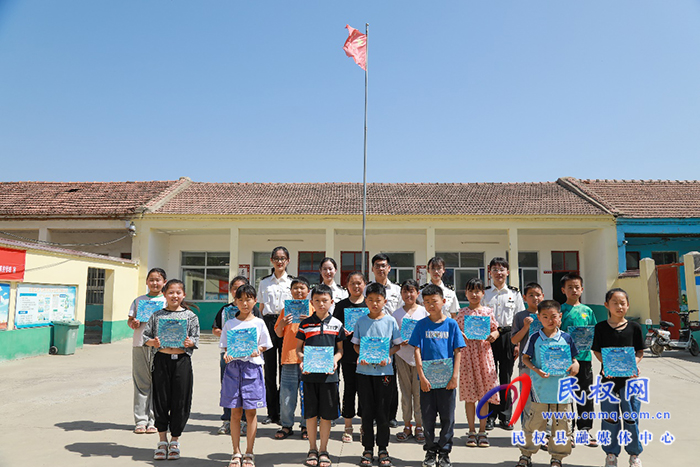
[0,283,9,330]
[14,284,77,328]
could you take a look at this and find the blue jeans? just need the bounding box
[279,364,305,429]
[600,386,643,457]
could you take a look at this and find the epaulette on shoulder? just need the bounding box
[261,273,272,280]
[484,285,492,290]
[446,284,455,291]
[508,285,520,292]
[420,283,429,290]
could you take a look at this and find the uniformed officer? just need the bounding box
[418,256,460,318]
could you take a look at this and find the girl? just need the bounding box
[220,284,272,467]
[332,271,366,443]
[127,267,167,434]
[319,257,348,304]
[418,256,459,318]
[143,279,200,461]
[592,288,645,467]
[391,279,428,443]
[456,278,500,448]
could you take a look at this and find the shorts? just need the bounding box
[221,360,266,410]
[303,381,339,421]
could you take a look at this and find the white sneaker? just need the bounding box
[629,455,642,467]
[217,421,230,435]
[605,453,618,467]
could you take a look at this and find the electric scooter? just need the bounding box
[645,310,700,356]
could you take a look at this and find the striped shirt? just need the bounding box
[142,308,200,356]
[296,313,345,383]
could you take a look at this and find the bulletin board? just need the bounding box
[14,284,77,328]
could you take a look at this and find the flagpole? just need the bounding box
[361,22,369,279]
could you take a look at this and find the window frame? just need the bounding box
[435,251,485,302]
[181,251,231,302]
[381,252,415,284]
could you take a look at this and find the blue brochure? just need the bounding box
[602,347,637,377]
[529,313,543,336]
[401,317,418,342]
[136,299,165,322]
[157,317,187,348]
[303,346,335,374]
[222,305,239,324]
[422,358,454,389]
[359,336,390,364]
[284,299,309,324]
[540,344,572,376]
[227,327,258,358]
[344,307,369,333]
[463,315,491,340]
[568,326,595,352]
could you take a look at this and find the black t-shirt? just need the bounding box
[333,297,367,365]
[591,319,645,392]
[213,302,262,329]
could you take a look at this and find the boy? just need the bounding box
[517,300,579,467]
[274,276,312,440]
[352,282,404,467]
[409,284,466,467]
[483,257,525,430]
[559,274,598,446]
[296,284,345,467]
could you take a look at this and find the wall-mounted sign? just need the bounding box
[15,284,77,328]
[0,247,26,281]
[238,264,250,279]
[0,283,9,330]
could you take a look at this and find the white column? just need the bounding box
[508,228,520,288]
[325,227,335,261]
[38,227,51,243]
[229,227,240,300]
[426,226,436,262]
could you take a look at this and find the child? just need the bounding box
[392,279,428,443]
[219,284,272,467]
[332,271,367,443]
[517,300,579,467]
[591,288,645,467]
[296,284,345,467]
[142,279,200,461]
[559,273,598,446]
[418,256,459,318]
[456,278,500,448]
[127,267,167,434]
[409,284,466,467]
[353,282,403,467]
[212,276,261,436]
[274,276,312,440]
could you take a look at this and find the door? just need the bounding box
[84,267,105,344]
[340,251,369,285]
[551,251,579,305]
[657,263,682,339]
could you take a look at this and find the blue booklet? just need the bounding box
[568,326,595,352]
[602,347,637,377]
[529,313,543,336]
[540,344,572,376]
[303,346,335,374]
[222,305,239,324]
[157,317,187,348]
[344,307,369,333]
[136,299,165,322]
[226,327,258,358]
[401,317,418,342]
[422,358,454,389]
[463,315,491,340]
[284,299,309,324]
[359,336,390,364]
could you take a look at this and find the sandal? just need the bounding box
[304,449,319,467]
[134,424,147,434]
[515,455,532,467]
[242,453,255,466]
[153,441,168,460]
[478,432,490,447]
[167,441,180,460]
[229,453,242,467]
[301,427,309,440]
[378,450,393,467]
[275,427,293,439]
[359,450,373,466]
[146,426,158,434]
[550,460,562,467]
[342,427,353,443]
[415,426,425,443]
[318,451,332,467]
[466,432,477,447]
[396,426,412,441]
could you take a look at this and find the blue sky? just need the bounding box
[1,1,699,183]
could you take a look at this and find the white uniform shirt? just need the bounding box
[327,281,349,304]
[365,280,403,315]
[257,272,293,316]
[482,284,525,328]
[418,281,460,317]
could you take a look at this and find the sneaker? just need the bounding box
[605,453,618,467]
[422,450,437,467]
[498,420,514,431]
[217,421,230,435]
[389,419,399,428]
[485,418,495,431]
[586,430,598,447]
[241,420,247,435]
[629,455,642,467]
[438,452,451,467]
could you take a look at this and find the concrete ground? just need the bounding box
[1,335,697,467]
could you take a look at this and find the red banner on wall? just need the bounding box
[0,247,26,281]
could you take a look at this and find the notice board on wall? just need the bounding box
[14,284,77,328]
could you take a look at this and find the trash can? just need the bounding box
[52,320,81,355]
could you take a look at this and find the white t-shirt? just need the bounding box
[219,317,272,365]
[128,294,166,347]
[392,305,429,366]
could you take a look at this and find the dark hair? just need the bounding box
[346,271,367,286]
[561,273,583,288]
[605,288,629,304]
[489,257,509,270]
[538,300,561,313]
[147,268,167,281]
[401,278,420,293]
[291,276,310,289]
[311,283,333,298]
[421,283,444,298]
[365,282,387,298]
[371,253,390,266]
[270,246,290,260]
[163,279,199,310]
[318,257,338,284]
[523,282,543,296]
[465,277,485,292]
[235,284,257,300]
[229,276,249,289]
[427,256,445,269]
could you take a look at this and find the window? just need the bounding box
[551,251,579,304]
[86,268,105,305]
[252,252,272,291]
[382,252,415,284]
[298,251,326,286]
[340,251,369,285]
[436,252,485,302]
[518,252,539,290]
[181,252,230,301]
[626,251,641,270]
[652,251,678,266]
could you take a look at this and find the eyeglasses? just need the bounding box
[490,268,508,273]
[272,257,288,263]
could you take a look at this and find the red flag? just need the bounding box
[343,25,367,70]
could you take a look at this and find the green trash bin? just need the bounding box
[52,320,81,355]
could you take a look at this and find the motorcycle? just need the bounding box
[645,310,700,357]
